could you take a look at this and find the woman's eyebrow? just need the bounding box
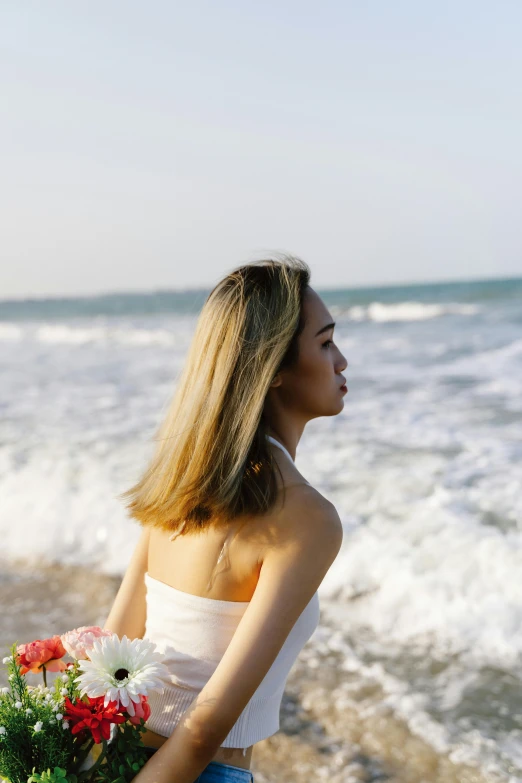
[314,321,336,337]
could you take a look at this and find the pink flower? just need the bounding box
[60,626,113,661]
[127,694,151,725]
[16,636,67,675]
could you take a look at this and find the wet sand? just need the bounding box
[0,560,503,783]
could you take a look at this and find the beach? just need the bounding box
[1,278,521,781]
[0,559,505,783]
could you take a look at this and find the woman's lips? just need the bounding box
[340,384,347,393]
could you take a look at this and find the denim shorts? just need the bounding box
[141,745,254,783]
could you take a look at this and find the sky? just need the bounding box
[1,1,521,299]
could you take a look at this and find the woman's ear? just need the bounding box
[270,372,283,388]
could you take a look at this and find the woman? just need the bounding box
[103,255,348,783]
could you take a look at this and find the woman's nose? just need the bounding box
[337,351,348,372]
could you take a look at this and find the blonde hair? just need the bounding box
[119,254,311,536]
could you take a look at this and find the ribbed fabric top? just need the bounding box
[143,436,320,753]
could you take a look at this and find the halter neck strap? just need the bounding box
[266,434,294,463]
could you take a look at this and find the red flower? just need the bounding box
[128,694,151,725]
[16,636,67,675]
[64,695,126,744]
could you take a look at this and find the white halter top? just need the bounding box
[143,434,320,752]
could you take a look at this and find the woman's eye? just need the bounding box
[322,339,333,349]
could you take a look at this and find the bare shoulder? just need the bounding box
[259,482,343,562]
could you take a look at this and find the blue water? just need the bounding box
[1,276,521,781]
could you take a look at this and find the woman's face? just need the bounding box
[276,286,348,419]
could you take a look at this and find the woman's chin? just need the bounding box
[324,397,346,416]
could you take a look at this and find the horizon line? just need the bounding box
[0,271,520,305]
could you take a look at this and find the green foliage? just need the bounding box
[88,723,149,783]
[0,645,77,783]
[27,766,78,783]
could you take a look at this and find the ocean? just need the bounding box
[1,276,521,781]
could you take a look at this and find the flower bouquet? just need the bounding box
[0,626,170,783]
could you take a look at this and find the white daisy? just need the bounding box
[73,633,169,716]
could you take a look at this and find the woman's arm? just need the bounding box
[132,490,343,783]
[103,525,150,640]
